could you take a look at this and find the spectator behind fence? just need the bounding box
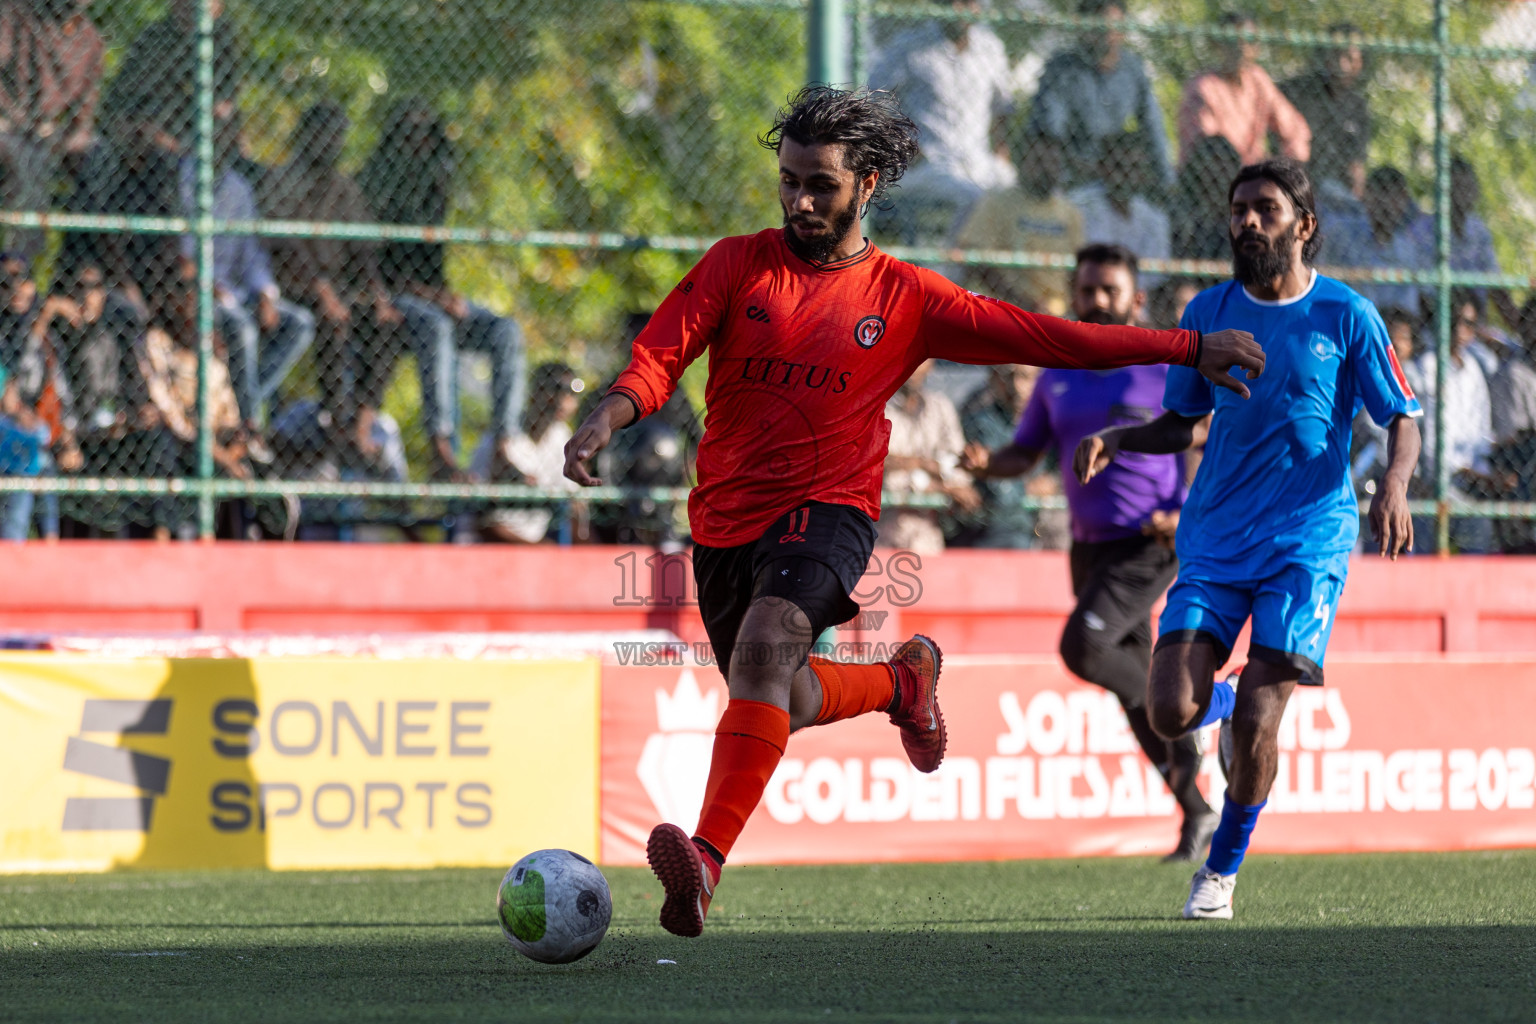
[952,364,1064,549]
[0,0,104,259]
[135,258,250,538]
[472,361,585,545]
[1281,23,1370,210]
[179,112,313,447]
[0,251,84,538]
[1484,299,1536,553]
[41,253,164,537]
[42,255,144,449]
[360,98,527,483]
[1169,135,1242,261]
[1406,290,1494,554]
[98,0,242,156]
[1493,298,1536,444]
[1383,306,1419,366]
[1067,133,1170,287]
[62,108,181,317]
[869,0,1019,243]
[1177,11,1309,168]
[880,358,979,555]
[1400,157,1519,332]
[1147,277,1206,330]
[0,363,50,538]
[1330,166,1428,319]
[952,134,1082,316]
[1025,0,1172,190]
[263,101,403,467]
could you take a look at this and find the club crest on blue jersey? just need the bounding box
[1308,333,1336,360]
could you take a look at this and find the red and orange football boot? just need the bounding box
[887,634,946,773]
[646,823,721,938]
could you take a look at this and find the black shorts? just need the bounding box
[692,501,876,676]
[1068,533,1180,648]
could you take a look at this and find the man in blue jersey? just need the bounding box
[964,243,1218,861]
[1074,159,1421,919]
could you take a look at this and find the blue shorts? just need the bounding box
[1154,557,1348,685]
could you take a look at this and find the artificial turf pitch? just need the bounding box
[4,851,1535,1023]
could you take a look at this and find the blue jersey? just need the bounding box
[1166,272,1421,581]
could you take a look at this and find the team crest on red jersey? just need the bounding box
[854,315,886,349]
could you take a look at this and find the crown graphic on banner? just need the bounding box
[654,669,720,732]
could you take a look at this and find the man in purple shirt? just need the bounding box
[963,243,1217,861]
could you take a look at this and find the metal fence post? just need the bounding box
[1432,0,1450,555]
[850,0,870,86]
[195,0,217,540]
[808,0,850,86]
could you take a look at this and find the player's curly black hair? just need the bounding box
[1229,158,1324,263]
[758,86,920,208]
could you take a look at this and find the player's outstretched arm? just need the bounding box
[961,441,1043,481]
[914,274,1263,393]
[1074,412,1204,485]
[563,393,638,486]
[1196,328,1265,399]
[1369,414,1420,560]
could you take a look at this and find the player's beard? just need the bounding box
[1231,223,1296,286]
[783,192,862,264]
[1078,307,1132,326]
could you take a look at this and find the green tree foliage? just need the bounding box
[222,0,803,383]
[91,0,1535,408]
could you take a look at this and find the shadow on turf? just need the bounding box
[0,921,490,931]
[0,913,1178,933]
[5,924,1535,1023]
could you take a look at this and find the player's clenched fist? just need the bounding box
[1196,328,1264,399]
[1074,428,1121,485]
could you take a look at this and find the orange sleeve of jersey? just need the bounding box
[608,239,738,420]
[915,266,1201,369]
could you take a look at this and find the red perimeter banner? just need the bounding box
[600,655,1536,865]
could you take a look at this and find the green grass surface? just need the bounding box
[4,852,1536,1022]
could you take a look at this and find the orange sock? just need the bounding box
[809,657,898,726]
[692,699,791,861]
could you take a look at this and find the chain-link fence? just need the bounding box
[0,0,1530,550]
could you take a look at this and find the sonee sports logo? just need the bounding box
[745,305,771,324]
[854,315,886,349]
[61,699,174,832]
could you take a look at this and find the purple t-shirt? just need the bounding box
[1014,365,1185,544]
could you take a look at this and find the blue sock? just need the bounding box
[1204,795,1265,876]
[1197,675,1236,728]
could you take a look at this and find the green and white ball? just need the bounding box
[497,849,612,964]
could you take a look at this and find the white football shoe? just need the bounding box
[1182,867,1236,920]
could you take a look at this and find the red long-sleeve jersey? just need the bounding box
[610,229,1202,548]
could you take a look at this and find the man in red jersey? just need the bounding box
[563,86,1263,938]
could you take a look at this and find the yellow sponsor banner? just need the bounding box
[0,655,599,873]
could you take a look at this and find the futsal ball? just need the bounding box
[497,849,613,964]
